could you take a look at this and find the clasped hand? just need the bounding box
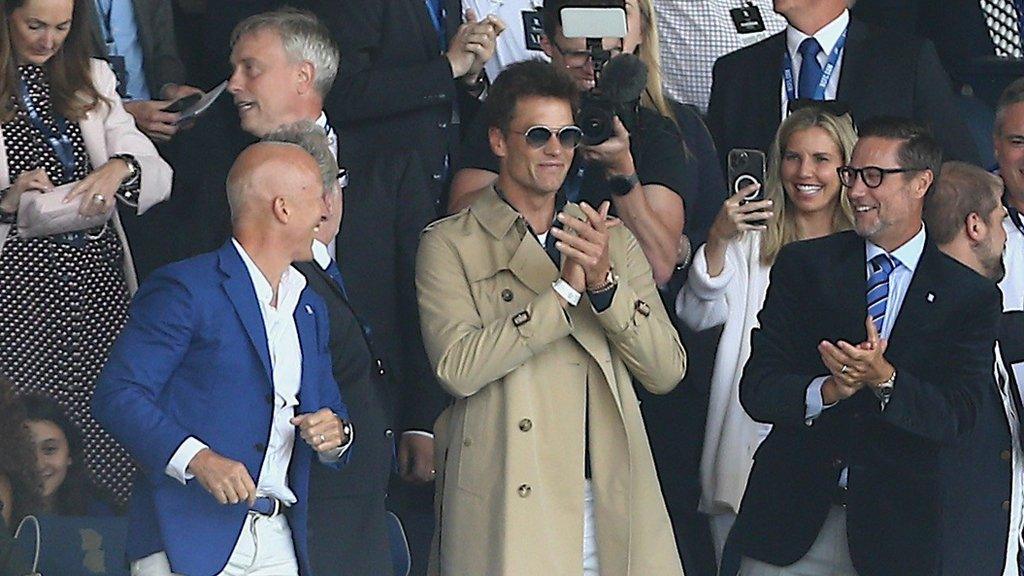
[818,316,895,404]
[448,9,506,82]
[551,201,613,293]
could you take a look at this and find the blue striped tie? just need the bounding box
[798,38,824,99]
[867,254,897,334]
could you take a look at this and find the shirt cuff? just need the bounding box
[588,285,617,312]
[318,422,354,463]
[166,437,208,485]
[805,376,838,424]
[402,430,434,439]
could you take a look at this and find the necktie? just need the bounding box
[797,37,824,100]
[424,0,447,50]
[325,259,349,300]
[867,254,897,334]
[981,0,1024,58]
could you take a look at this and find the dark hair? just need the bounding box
[1,0,106,122]
[996,77,1024,137]
[21,394,102,516]
[541,0,625,42]
[924,161,1003,245]
[482,60,579,132]
[857,116,943,183]
[0,377,41,530]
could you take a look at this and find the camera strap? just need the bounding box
[782,26,847,103]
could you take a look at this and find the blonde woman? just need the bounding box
[676,107,857,562]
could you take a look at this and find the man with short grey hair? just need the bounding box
[995,77,1024,311]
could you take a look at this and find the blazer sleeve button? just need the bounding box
[517,484,532,498]
[518,418,532,432]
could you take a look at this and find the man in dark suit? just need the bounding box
[309,0,502,208]
[921,160,1022,576]
[731,117,1001,576]
[707,0,980,170]
[93,142,352,576]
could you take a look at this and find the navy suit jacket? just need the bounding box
[731,230,1000,576]
[93,241,349,576]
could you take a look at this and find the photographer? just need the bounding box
[447,0,690,286]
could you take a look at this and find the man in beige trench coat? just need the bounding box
[416,59,688,575]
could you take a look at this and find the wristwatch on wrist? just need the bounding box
[874,369,896,401]
[608,173,640,196]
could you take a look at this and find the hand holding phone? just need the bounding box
[728,148,769,226]
[162,93,202,114]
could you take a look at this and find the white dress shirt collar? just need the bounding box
[311,239,332,271]
[865,223,926,273]
[786,9,850,60]
[231,238,307,309]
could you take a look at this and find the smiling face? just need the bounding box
[228,28,307,137]
[996,101,1024,208]
[26,419,71,503]
[780,126,844,217]
[8,0,73,66]
[490,95,576,198]
[846,136,929,250]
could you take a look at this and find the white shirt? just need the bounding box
[655,0,786,113]
[165,240,308,505]
[1000,214,1024,311]
[995,347,1024,576]
[781,9,849,119]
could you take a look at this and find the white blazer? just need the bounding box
[676,231,773,515]
[0,58,172,293]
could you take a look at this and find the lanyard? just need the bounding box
[18,79,75,181]
[782,27,847,103]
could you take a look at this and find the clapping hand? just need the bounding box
[818,316,895,403]
[551,201,613,291]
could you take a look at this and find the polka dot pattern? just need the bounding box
[0,65,134,505]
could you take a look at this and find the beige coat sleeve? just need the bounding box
[416,228,574,398]
[593,226,687,394]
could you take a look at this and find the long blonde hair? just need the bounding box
[633,0,674,125]
[760,108,857,264]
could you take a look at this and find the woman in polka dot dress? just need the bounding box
[0,0,172,506]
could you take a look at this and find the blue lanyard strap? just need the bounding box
[18,79,76,181]
[782,27,848,103]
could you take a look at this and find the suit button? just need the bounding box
[385,429,394,438]
[432,173,443,181]
[501,289,514,302]
[437,122,448,129]
[376,359,386,376]
[517,484,531,498]
[1003,500,1011,511]
[254,442,266,452]
[518,419,532,432]
[463,438,473,447]
[1001,449,1012,462]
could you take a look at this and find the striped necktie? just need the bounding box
[981,0,1024,58]
[867,254,897,334]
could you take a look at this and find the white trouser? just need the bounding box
[710,511,738,565]
[131,512,299,576]
[739,506,858,576]
[584,480,600,576]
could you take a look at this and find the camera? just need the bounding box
[577,89,640,146]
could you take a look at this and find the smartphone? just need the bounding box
[728,148,768,225]
[559,5,628,39]
[162,93,202,113]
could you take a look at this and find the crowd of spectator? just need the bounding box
[0,0,1022,575]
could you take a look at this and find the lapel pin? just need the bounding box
[926,293,935,303]
[305,304,314,315]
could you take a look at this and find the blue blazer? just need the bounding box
[93,241,349,576]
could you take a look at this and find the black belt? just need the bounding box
[249,496,285,517]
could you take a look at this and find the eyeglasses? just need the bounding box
[836,165,927,189]
[515,125,584,149]
[553,42,623,69]
[337,167,349,189]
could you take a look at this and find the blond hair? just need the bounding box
[634,0,675,125]
[760,108,858,264]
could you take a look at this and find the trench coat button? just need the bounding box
[513,311,531,326]
[385,429,394,438]
[1001,449,1011,462]
[254,442,266,452]
[517,484,531,498]
[1003,499,1011,511]
[501,289,514,302]
[463,438,473,447]
[518,419,532,432]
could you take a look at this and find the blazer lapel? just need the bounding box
[828,231,869,344]
[836,19,869,106]
[506,233,558,295]
[218,243,273,383]
[886,239,942,350]
[294,293,320,415]
[413,0,442,56]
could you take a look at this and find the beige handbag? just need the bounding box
[16,182,112,239]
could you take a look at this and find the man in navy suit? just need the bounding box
[731,118,1001,576]
[707,0,980,170]
[92,142,352,576]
